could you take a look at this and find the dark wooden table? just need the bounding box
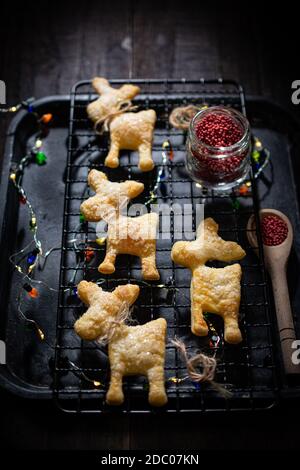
[1,0,300,451]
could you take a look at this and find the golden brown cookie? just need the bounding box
[80,170,160,280]
[86,78,156,172]
[75,281,168,407]
[171,218,246,344]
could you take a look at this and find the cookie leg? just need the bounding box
[106,369,124,405]
[147,366,167,407]
[223,312,242,344]
[191,300,209,336]
[99,247,116,274]
[105,140,120,168]
[141,254,160,280]
[138,143,154,172]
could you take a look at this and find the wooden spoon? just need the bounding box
[247,209,300,375]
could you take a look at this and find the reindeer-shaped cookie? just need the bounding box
[171,218,246,344]
[75,281,168,407]
[87,77,156,171]
[80,169,160,280]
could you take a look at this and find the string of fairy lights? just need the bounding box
[3,100,270,392]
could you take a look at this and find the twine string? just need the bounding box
[96,301,133,345]
[94,101,138,134]
[169,105,203,130]
[171,337,232,398]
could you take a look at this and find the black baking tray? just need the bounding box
[1,81,300,411]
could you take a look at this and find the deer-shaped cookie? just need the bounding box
[87,77,156,171]
[75,281,168,407]
[80,169,160,280]
[171,218,246,344]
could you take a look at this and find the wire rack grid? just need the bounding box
[53,79,278,413]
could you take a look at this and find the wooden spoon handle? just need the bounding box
[271,270,300,374]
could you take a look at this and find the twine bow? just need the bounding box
[97,301,133,345]
[94,101,138,134]
[171,337,232,398]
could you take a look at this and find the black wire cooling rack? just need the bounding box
[53,79,278,413]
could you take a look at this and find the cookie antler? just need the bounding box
[92,77,140,101]
[77,280,102,305]
[87,169,108,192]
[197,218,246,262]
[92,77,112,94]
[119,180,145,200]
[172,218,245,268]
[114,284,140,306]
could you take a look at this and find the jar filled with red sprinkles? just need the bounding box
[186,106,251,190]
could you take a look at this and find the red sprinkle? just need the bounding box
[261,215,288,246]
[195,113,243,147]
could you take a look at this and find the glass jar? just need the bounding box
[186,106,251,191]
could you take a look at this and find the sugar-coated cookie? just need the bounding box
[75,281,168,407]
[171,218,246,344]
[80,170,160,280]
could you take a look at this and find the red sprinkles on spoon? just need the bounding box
[261,215,288,246]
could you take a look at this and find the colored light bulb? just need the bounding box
[238,184,249,195]
[252,150,260,162]
[35,151,47,165]
[231,199,240,210]
[27,253,36,264]
[30,217,37,230]
[28,287,39,298]
[40,113,53,124]
[37,328,45,340]
[23,283,39,298]
[96,237,106,245]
